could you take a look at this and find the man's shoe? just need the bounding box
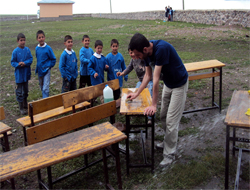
[156,142,164,149]
[159,155,175,167]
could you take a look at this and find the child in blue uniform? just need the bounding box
[59,35,78,93]
[79,35,94,88]
[106,39,128,100]
[35,30,56,98]
[88,40,109,86]
[11,33,33,115]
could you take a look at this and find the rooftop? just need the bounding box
[37,0,75,4]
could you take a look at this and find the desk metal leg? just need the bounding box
[219,67,222,113]
[125,115,130,175]
[151,116,155,173]
[102,149,110,189]
[225,125,230,189]
[233,127,236,156]
[212,68,215,107]
[113,143,122,189]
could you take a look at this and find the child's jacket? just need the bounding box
[35,43,56,77]
[106,52,128,87]
[59,49,78,81]
[88,53,108,86]
[79,47,94,76]
[11,47,33,83]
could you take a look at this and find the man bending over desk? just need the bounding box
[127,33,189,167]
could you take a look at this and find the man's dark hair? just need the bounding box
[82,35,90,41]
[111,39,119,46]
[17,33,25,41]
[95,40,103,48]
[129,33,150,53]
[36,30,45,39]
[64,35,72,42]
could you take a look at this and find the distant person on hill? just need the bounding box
[35,30,56,98]
[127,33,188,167]
[59,35,78,93]
[11,33,33,115]
[170,7,174,21]
[79,35,94,88]
[106,39,128,100]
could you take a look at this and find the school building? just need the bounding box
[37,0,75,21]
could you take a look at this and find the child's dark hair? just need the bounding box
[82,35,90,41]
[95,40,103,48]
[17,33,25,41]
[64,35,73,42]
[36,30,45,39]
[111,39,119,46]
[127,44,131,51]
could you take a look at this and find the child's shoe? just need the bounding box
[19,102,27,115]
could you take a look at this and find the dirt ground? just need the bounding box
[1,24,249,189]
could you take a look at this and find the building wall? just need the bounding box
[39,3,73,18]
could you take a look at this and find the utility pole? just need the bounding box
[183,0,185,10]
[110,0,112,13]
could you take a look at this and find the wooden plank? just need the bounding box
[17,101,90,127]
[0,122,11,134]
[224,90,250,127]
[0,131,12,138]
[62,79,120,108]
[0,106,5,120]
[184,59,225,72]
[188,71,220,81]
[0,122,127,182]
[120,88,152,115]
[27,101,117,145]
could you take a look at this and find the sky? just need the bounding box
[0,0,249,15]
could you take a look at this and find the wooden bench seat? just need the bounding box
[1,101,126,189]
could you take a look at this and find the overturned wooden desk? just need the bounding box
[120,88,155,175]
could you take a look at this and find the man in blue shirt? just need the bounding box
[127,33,189,167]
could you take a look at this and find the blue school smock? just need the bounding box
[106,52,128,87]
[11,47,33,83]
[35,43,56,77]
[59,49,78,81]
[79,47,94,76]
[88,53,108,86]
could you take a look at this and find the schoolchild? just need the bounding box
[88,40,109,86]
[117,45,153,123]
[59,35,78,93]
[106,39,128,100]
[79,35,94,88]
[35,30,56,98]
[11,33,33,115]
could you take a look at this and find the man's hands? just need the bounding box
[144,105,156,116]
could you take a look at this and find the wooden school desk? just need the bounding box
[224,90,250,189]
[120,88,155,175]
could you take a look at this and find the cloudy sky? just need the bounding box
[0,0,249,15]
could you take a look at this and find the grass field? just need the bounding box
[0,17,249,189]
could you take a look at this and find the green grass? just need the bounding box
[1,17,250,189]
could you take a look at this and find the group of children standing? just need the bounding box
[11,31,130,115]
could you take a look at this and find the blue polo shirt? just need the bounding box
[145,40,188,88]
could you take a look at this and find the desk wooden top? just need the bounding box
[184,59,225,72]
[0,122,127,182]
[0,122,11,134]
[224,90,250,127]
[120,88,152,115]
